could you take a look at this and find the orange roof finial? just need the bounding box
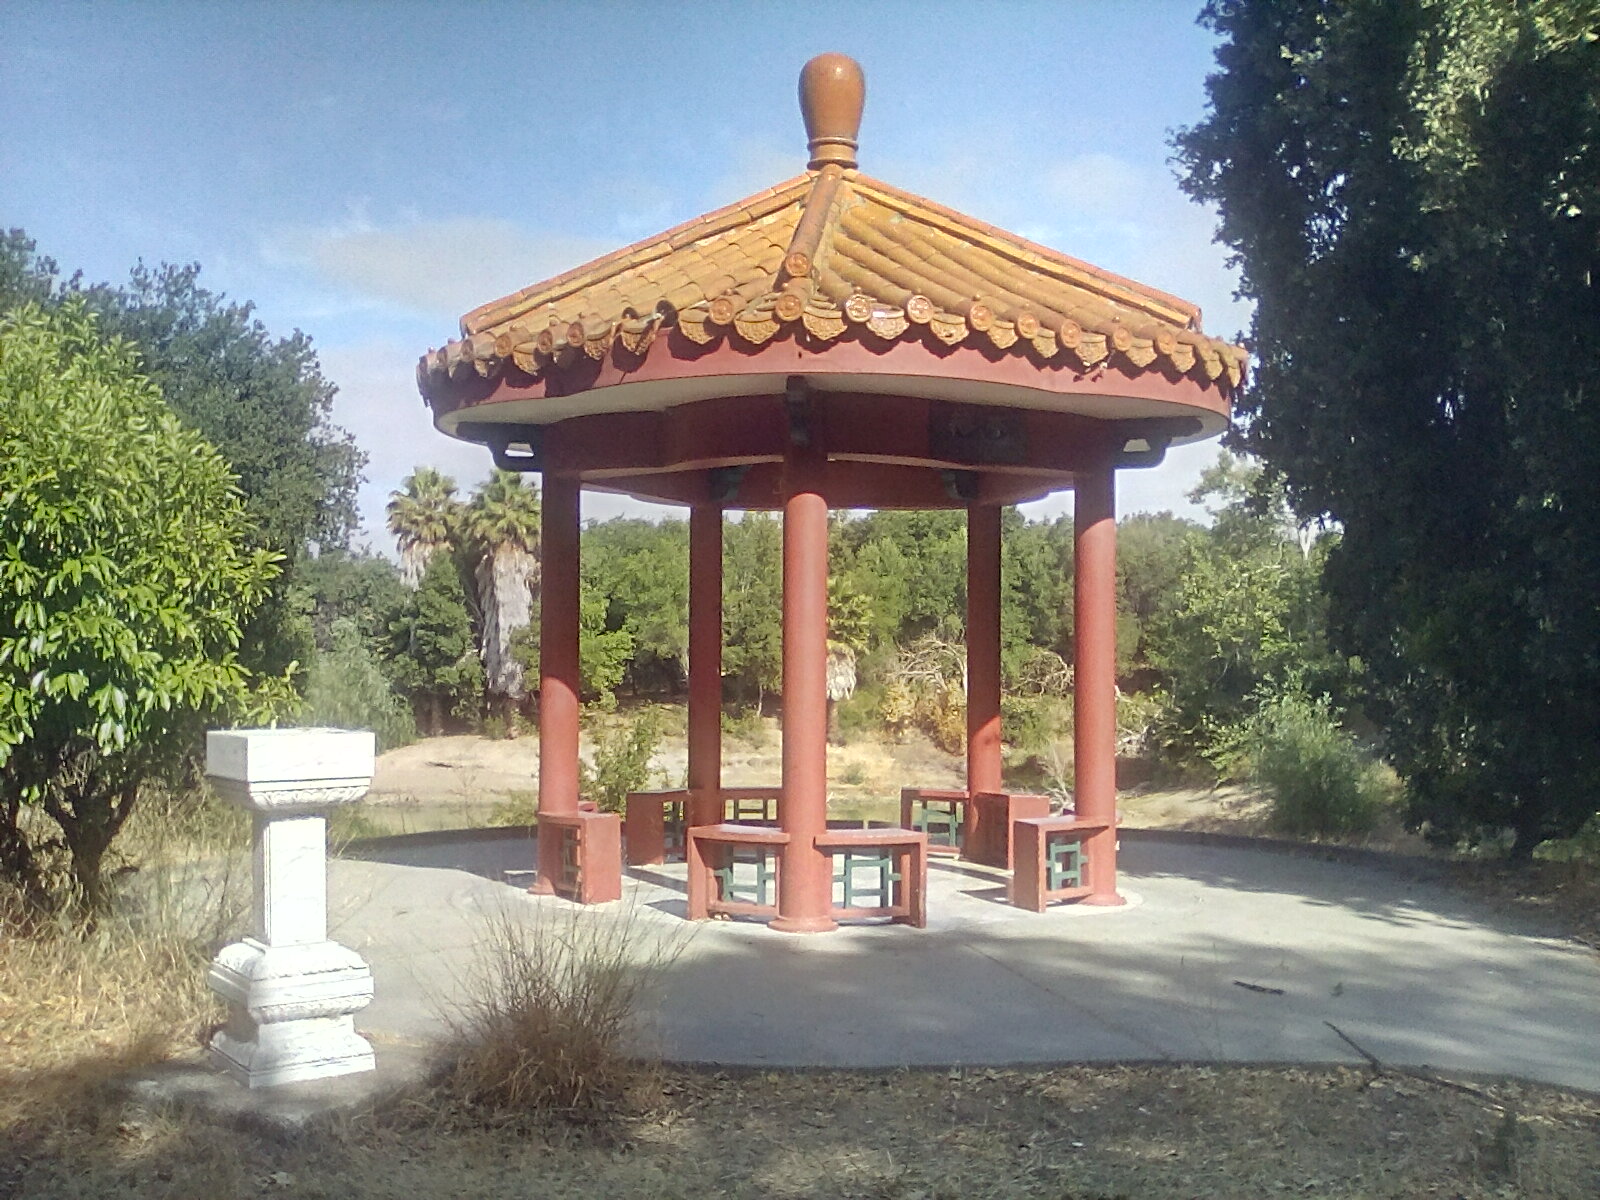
[800,53,864,170]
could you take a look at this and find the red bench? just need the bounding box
[623,789,694,865]
[899,787,969,857]
[537,811,623,904]
[625,786,786,866]
[965,791,1051,869]
[817,828,928,928]
[1010,817,1110,911]
[686,823,790,920]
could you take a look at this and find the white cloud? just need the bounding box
[321,337,497,553]
[1044,151,1148,223]
[321,336,675,555]
[1035,152,1251,339]
[282,217,614,324]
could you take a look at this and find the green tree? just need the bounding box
[0,303,280,910]
[1001,510,1073,677]
[582,518,689,694]
[825,576,874,743]
[833,510,966,646]
[722,514,784,707]
[388,553,483,735]
[1117,512,1206,679]
[1176,0,1600,852]
[0,229,57,311]
[1149,456,1340,765]
[297,548,408,652]
[1,233,364,683]
[304,618,415,752]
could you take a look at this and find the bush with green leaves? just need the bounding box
[1247,692,1390,839]
[387,552,483,735]
[0,302,282,910]
[303,618,415,752]
[580,710,665,814]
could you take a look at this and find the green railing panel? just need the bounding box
[1046,836,1084,891]
[832,850,902,908]
[909,799,963,847]
[715,846,776,906]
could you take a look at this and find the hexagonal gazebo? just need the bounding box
[416,55,1245,933]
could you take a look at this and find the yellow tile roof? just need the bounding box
[418,166,1246,398]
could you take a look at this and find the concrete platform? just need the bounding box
[327,829,1600,1094]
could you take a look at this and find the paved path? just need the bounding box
[332,832,1600,1093]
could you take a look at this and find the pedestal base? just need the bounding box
[769,915,840,934]
[208,938,375,1089]
[209,1017,375,1089]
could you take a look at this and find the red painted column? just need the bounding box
[966,504,1004,798]
[686,504,724,831]
[771,444,837,933]
[1074,457,1124,905]
[534,472,582,894]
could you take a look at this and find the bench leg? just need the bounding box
[909,841,927,928]
[686,835,710,920]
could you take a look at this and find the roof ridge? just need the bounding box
[767,164,849,322]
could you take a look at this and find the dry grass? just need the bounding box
[0,785,247,1124]
[429,900,688,1128]
[3,1062,1597,1198]
[1447,856,1600,950]
[3,759,1596,1197]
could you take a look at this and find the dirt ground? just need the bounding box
[367,723,1271,834]
[7,1060,1597,1199]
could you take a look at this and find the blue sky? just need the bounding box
[2,1,1248,549]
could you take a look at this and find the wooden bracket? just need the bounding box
[785,375,812,447]
[456,422,544,473]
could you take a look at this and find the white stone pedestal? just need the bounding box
[205,728,377,1088]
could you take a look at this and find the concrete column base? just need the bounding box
[769,914,840,934]
[207,937,374,1088]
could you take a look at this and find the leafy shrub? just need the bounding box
[883,634,967,753]
[1247,692,1390,838]
[304,618,416,751]
[581,711,664,814]
[489,789,541,828]
[720,705,766,746]
[1002,694,1071,756]
[835,682,884,740]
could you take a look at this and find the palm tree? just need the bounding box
[387,467,460,587]
[463,470,541,733]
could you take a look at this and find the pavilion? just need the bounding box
[415,54,1245,932]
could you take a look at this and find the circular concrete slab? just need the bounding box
[333,831,1600,1093]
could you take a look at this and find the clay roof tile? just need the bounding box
[425,56,1244,398]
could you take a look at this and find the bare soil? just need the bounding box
[6,1059,1597,1198]
[366,726,1380,843]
